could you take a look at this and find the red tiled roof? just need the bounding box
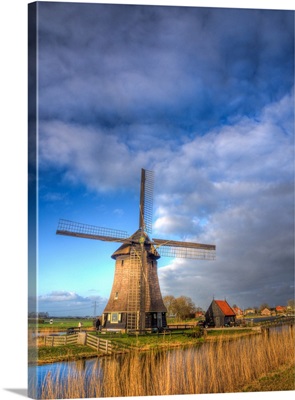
[276,306,285,310]
[215,300,235,316]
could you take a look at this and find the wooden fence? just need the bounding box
[43,332,129,355]
[167,324,195,330]
[86,334,113,354]
[44,333,78,347]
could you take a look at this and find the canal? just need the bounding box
[28,324,294,398]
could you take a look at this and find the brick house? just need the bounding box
[205,299,236,327]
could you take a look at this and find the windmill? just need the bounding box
[56,169,215,332]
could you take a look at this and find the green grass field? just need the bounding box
[29,318,95,331]
[30,317,200,331]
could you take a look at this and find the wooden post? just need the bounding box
[97,337,100,351]
[106,340,108,354]
[78,332,87,345]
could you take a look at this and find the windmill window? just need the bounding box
[121,259,124,266]
[111,313,119,323]
[114,292,118,300]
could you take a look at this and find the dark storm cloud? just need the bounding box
[38,3,294,190]
[37,3,293,135]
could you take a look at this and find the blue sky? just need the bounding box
[28,1,294,317]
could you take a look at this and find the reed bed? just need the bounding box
[35,327,294,399]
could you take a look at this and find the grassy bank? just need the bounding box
[30,330,205,364]
[37,327,294,398]
[29,344,100,365]
[243,363,295,392]
[103,327,256,349]
[31,327,257,364]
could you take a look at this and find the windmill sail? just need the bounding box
[152,238,216,260]
[56,219,129,243]
[139,168,154,234]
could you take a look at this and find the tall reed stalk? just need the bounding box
[37,327,294,399]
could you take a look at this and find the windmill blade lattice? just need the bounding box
[56,219,129,242]
[139,169,154,235]
[153,238,216,260]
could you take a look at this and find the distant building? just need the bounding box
[275,306,286,314]
[195,311,204,318]
[244,308,256,315]
[260,308,271,316]
[205,299,236,327]
[232,306,243,316]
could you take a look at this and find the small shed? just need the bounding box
[205,299,236,327]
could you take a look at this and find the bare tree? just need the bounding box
[173,296,196,320]
[163,295,176,316]
[287,299,295,309]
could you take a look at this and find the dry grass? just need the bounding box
[242,363,295,392]
[33,327,294,398]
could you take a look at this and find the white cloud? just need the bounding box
[155,91,294,309]
[36,291,108,316]
[39,291,83,302]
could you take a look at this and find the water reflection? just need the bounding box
[29,357,103,398]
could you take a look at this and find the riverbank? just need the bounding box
[30,328,258,365]
[29,344,101,365]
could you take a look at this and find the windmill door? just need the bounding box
[157,312,162,328]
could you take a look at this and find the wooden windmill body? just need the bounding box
[57,169,215,332]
